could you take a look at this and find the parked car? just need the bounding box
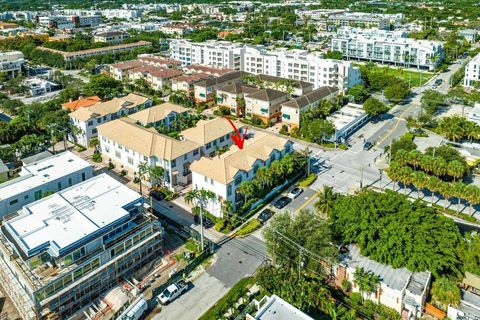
[363,141,373,151]
[273,196,292,209]
[435,79,443,86]
[149,190,166,201]
[157,280,189,305]
[257,208,274,224]
[288,187,303,199]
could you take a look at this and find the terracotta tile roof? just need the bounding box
[98,118,200,160]
[128,102,188,124]
[110,60,145,71]
[185,64,232,76]
[181,117,244,145]
[69,93,149,121]
[172,73,210,83]
[281,86,339,109]
[190,132,291,184]
[129,66,183,79]
[61,96,102,111]
[138,56,182,66]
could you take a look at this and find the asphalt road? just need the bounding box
[153,236,266,320]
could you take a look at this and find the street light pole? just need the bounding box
[199,203,205,251]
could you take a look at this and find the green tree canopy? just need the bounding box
[363,97,388,117]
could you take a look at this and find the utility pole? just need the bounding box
[388,139,393,165]
[360,165,364,189]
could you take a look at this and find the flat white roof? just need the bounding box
[5,174,142,258]
[250,295,314,320]
[0,151,92,201]
[327,103,366,131]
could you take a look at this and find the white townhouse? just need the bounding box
[0,152,93,217]
[245,88,289,124]
[334,245,431,319]
[280,86,339,129]
[170,39,245,70]
[180,117,245,157]
[69,93,152,147]
[108,60,145,81]
[98,118,201,187]
[190,132,293,217]
[97,116,245,188]
[464,52,480,89]
[216,83,260,117]
[127,65,184,91]
[332,27,445,70]
[128,102,189,128]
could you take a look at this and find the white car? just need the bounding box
[288,187,303,199]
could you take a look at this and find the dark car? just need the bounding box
[150,190,166,201]
[435,79,443,86]
[363,141,373,151]
[273,196,292,209]
[257,208,274,224]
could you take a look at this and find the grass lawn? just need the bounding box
[380,67,434,87]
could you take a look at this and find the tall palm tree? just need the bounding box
[427,176,442,205]
[137,162,149,197]
[314,186,337,218]
[432,158,447,177]
[419,155,434,175]
[395,149,409,166]
[412,171,427,199]
[354,267,381,302]
[466,185,480,216]
[454,182,467,214]
[399,166,413,194]
[256,167,273,188]
[447,160,465,182]
[185,188,216,250]
[237,180,256,203]
[407,150,422,170]
[221,200,233,223]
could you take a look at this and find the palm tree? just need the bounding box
[447,160,465,182]
[137,162,149,197]
[256,167,273,188]
[432,158,447,177]
[314,186,337,218]
[185,188,216,250]
[395,149,409,166]
[431,277,461,308]
[237,180,256,203]
[454,182,467,214]
[420,155,435,175]
[427,176,442,205]
[386,161,402,192]
[149,166,165,187]
[399,166,413,194]
[221,200,233,223]
[412,171,427,199]
[354,267,381,302]
[465,185,480,216]
[407,150,422,170]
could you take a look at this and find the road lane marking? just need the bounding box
[296,190,321,213]
[375,103,417,147]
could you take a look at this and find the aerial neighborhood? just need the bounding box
[1,1,480,320]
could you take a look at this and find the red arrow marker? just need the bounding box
[223,116,248,150]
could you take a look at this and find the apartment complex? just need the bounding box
[0,152,93,217]
[280,86,339,128]
[190,132,292,217]
[464,52,480,89]
[245,88,289,124]
[170,40,361,91]
[332,27,444,70]
[327,12,403,30]
[334,245,431,319]
[128,102,188,127]
[69,93,152,147]
[0,51,24,78]
[127,65,184,91]
[98,116,244,188]
[93,31,130,44]
[170,39,244,70]
[37,41,152,63]
[37,14,102,29]
[0,173,162,319]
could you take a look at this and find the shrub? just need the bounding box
[108,161,115,169]
[214,219,227,232]
[133,176,140,184]
[120,170,127,176]
[298,174,317,187]
[75,144,86,152]
[236,219,261,237]
[279,125,289,135]
[92,151,102,163]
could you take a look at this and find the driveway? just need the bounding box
[153,235,266,320]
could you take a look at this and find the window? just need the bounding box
[220,136,224,142]
[81,172,86,181]
[128,157,134,165]
[34,190,43,201]
[115,150,121,158]
[206,143,211,149]
[57,182,62,190]
[184,154,187,160]
[87,121,93,126]
[234,175,242,186]
[227,185,232,196]
[171,160,176,167]
[9,199,18,206]
[193,149,199,156]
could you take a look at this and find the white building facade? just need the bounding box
[0,51,24,78]
[0,152,93,217]
[464,52,480,89]
[332,27,444,70]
